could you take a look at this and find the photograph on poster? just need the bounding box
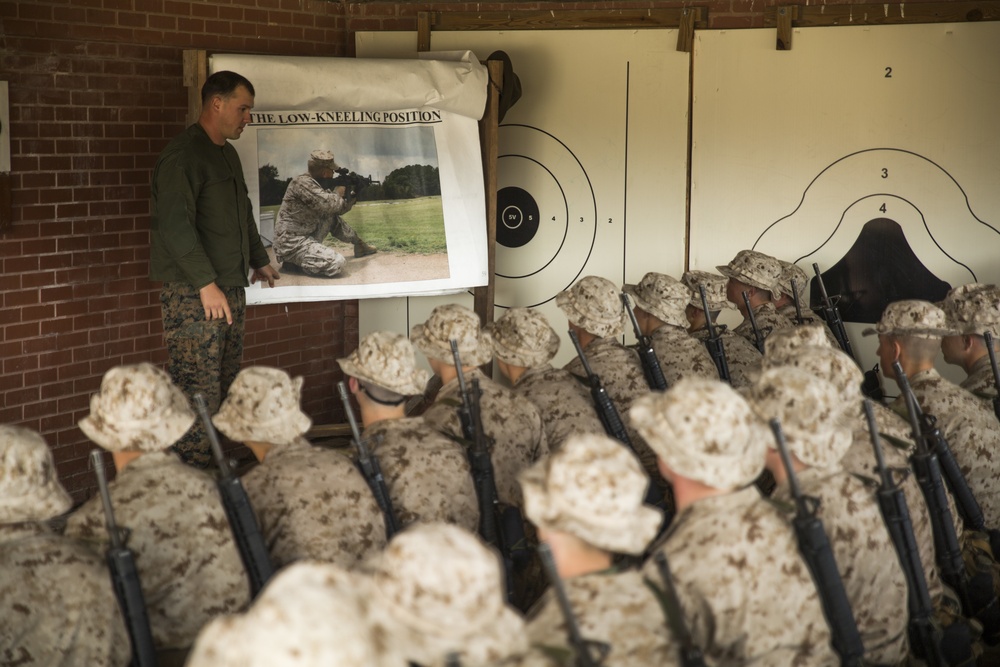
[255,124,448,288]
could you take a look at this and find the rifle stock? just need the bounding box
[769,419,866,666]
[90,449,157,667]
[538,543,610,667]
[337,381,400,538]
[621,292,668,391]
[698,284,731,383]
[984,331,1000,424]
[741,291,766,354]
[193,394,274,598]
[862,400,945,666]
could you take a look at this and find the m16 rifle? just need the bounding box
[194,394,274,598]
[698,284,731,383]
[326,168,380,199]
[892,361,1000,640]
[450,340,524,600]
[337,381,400,539]
[769,418,865,667]
[537,543,610,667]
[90,449,157,667]
[621,292,668,391]
[984,331,1000,424]
[862,400,945,666]
[741,291,767,354]
[646,550,706,667]
[789,278,813,326]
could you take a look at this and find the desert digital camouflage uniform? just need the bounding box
[65,450,250,649]
[423,369,548,508]
[273,150,361,277]
[962,355,998,399]
[890,368,1000,532]
[0,424,130,667]
[241,436,386,569]
[645,487,836,666]
[773,467,909,663]
[0,524,132,667]
[366,417,479,532]
[690,326,762,388]
[519,433,667,666]
[362,523,530,667]
[160,282,246,467]
[526,570,674,667]
[514,364,606,449]
[733,301,797,350]
[648,325,718,384]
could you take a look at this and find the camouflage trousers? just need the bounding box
[160,282,246,468]
[275,214,359,277]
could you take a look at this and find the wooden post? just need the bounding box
[183,50,208,126]
[417,12,433,53]
[474,59,503,331]
[776,6,796,50]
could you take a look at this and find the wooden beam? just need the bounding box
[429,9,708,31]
[473,58,503,333]
[776,6,797,50]
[182,50,207,126]
[676,7,703,53]
[765,1,1000,28]
[417,12,432,52]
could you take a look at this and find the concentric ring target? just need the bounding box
[494,124,597,309]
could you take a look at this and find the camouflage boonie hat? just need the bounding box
[410,304,493,367]
[762,346,863,411]
[940,283,1000,337]
[79,363,195,453]
[308,149,340,171]
[0,425,72,524]
[365,523,527,667]
[748,367,853,469]
[486,308,560,369]
[556,275,626,339]
[776,261,810,303]
[339,331,430,396]
[630,378,768,491]
[187,562,384,667]
[764,323,833,361]
[622,272,689,328]
[520,433,663,555]
[682,270,734,311]
[862,300,959,339]
[213,367,312,447]
[716,249,783,294]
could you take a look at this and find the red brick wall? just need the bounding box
[0,0,965,502]
[0,0,350,501]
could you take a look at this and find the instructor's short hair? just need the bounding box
[202,70,255,105]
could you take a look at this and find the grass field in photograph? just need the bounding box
[260,196,447,256]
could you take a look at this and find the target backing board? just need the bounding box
[357,29,690,367]
[689,23,1000,380]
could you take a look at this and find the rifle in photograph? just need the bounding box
[338,381,400,539]
[194,394,274,598]
[621,292,668,391]
[90,449,157,667]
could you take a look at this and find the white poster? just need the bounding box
[357,30,690,366]
[209,53,490,305]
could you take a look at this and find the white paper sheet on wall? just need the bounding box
[209,53,490,305]
[356,30,690,367]
[689,23,1000,377]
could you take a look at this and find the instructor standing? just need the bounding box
[149,70,280,467]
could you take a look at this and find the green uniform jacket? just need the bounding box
[149,123,270,289]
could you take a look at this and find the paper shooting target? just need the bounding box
[494,124,598,308]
